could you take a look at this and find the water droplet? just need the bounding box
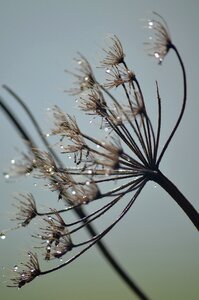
[46,133,50,138]
[0,233,6,240]
[104,127,109,132]
[33,183,37,187]
[88,170,92,175]
[60,145,64,149]
[46,107,51,112]
[154,52,160,58]
[96,144,100,149]
[11,159,15,164]
[13,265,18,271]
[106,68,111,74]
[154,184,157,189]
[4,173,10,179]
[89,119,93,124]
[68,155,72,160]
[59,257,63,262]
[148,20,154,29]
[72,190,76,195]
[86,181,90,186]
[26,172,31,176]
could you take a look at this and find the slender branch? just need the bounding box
[0,96,36,149]
[153,170,199,230]
[154,81,162,164]
[2,85,64,168]
[157,45,187,166]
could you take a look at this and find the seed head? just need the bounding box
[12,193,38,227]
[8,252,41,288]
[144,12,172,64]
[65,53,97,95]
[33,210,73,260]
[100,35,125,67]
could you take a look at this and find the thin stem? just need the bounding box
[157,45,187,166]
[0,96,36,149]
[154,81,162,164]
[153,170,199,230]
[2,85,63,168]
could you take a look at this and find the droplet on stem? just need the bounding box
[0,232,6,240]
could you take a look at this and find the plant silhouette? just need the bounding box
[0,12,198,300]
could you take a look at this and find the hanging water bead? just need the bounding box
[13,265,18,271]
[0,232,6,240]
[148,20,154,29]
[4,173,10,179]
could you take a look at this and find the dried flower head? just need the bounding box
[4,152,36,178]
[34,211,73,260]
[8,252,41,288]
[79,88,107,117]
[12,193,38,227]
[65,53,97,95]
[51,105,81,139]
[144,12,172,63]
[104,66,135,89]
[100,35,125,67]
[32,148,59,179]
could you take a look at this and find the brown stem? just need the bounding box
[153,170,199,230]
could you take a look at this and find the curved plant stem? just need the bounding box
[157,45,187,166]
[153,170,199,230]
[0,94,151,300]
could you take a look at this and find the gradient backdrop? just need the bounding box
[0,1,198,299]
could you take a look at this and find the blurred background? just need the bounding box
[0,0,198,299]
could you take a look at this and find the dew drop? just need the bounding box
[96,144,100,149]
[154,52,160,58]
[86,181,90,186]
[89,119,93,124]
[148,20,154,29]
[33,183,37,187]
[59,257,63,262]
[104,127,109,132]
[106,68,111,74]
[4,173,10,179]
[72,190,76,195]
[154,184,157,189]
[0,233,6,240]
[46,107,51,112]
[11,159,15,164]
[13,265,18,271]
[46,133,50,138]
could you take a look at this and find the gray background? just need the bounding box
[0,0,198,299]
